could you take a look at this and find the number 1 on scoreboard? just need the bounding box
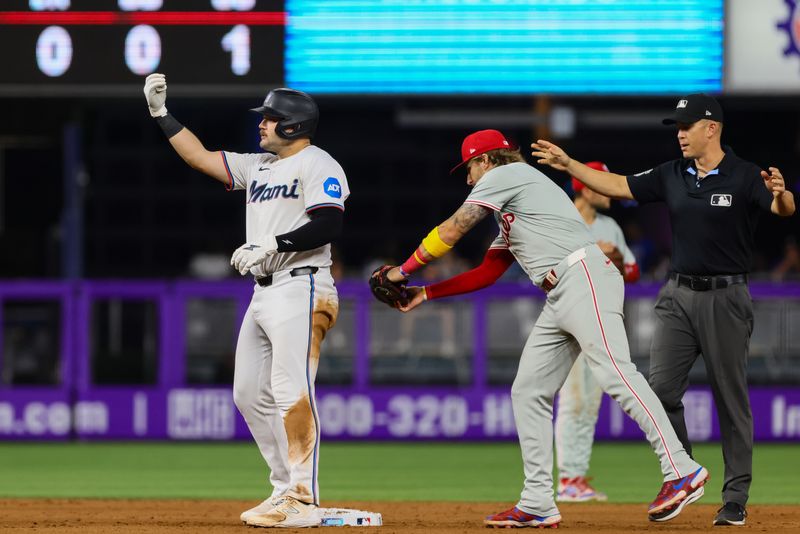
[221,25,251,76]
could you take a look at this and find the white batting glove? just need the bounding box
[143,73,168,118]
[230,236,279,276]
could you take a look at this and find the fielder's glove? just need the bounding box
[369,265,409,308]
[143,73,168,118]
[231,236,279,275]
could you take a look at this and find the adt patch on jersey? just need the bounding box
[323,177,342,198]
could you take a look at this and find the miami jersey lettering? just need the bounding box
[222,145,349,275]
[249,179,301,203]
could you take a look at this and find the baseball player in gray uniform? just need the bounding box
[555,162,640,503]
[144,74,349,528]
[388,130,707,528]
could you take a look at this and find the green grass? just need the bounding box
[0,442,796,503]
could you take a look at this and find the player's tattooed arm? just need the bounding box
[440,202,490,243]
[390,202,491,283]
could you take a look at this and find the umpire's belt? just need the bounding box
[670,272,747,291]
[540,247,588,293]
[256,266,319,287]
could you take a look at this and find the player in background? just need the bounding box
[143,74,349,528]
[555,162,640,502]
[388,129,707,528]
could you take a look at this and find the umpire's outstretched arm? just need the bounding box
[532,139,634,200]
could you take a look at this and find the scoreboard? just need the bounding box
[0,0,285,96]
[0,0,725,97]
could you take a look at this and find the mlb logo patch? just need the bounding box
[710,194,732,207]
[323,177,342,199]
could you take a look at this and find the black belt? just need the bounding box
[670,272,747,291]
[256,266,319,287]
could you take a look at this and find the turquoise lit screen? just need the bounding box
[285,0,723,95]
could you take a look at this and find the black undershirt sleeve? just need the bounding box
[275,207,343,252]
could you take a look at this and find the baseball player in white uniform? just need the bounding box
[388,130,707,528]
[143,74,348,528]
[555,162,640,503]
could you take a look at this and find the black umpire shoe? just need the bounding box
[713,502,747,526]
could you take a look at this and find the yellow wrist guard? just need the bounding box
[421,226,453,258]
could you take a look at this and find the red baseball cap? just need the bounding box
[450,129,516,174]
[571,161,609,193]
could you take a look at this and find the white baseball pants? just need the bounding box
[555,352,604,479]
[232,267,338,506]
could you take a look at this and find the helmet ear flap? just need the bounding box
[274,121,293,140]
[275,117,317,140]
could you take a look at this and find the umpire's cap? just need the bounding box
[662,93,724,125]
[251,88,319,140]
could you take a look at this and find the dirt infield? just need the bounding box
[1,499,799,533]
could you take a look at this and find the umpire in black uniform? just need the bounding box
[532,93,795,526]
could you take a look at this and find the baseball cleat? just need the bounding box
[648,466,709,522]
[240,495,285,523]
[484,506,561,528]
[556,476,608,502]
[245,496,320,528]
[712,502,747,526]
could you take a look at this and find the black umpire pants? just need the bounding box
[647,278,754,507]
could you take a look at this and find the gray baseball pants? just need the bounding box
[512,245,700,517]
[648,278,754,506]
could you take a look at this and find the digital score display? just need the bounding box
[0,0,285,96]
[2,0,726,97]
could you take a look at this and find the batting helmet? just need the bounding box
[250,88,319,140]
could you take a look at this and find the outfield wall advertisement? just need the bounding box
[1,281,798,442]
[1,387,798,441]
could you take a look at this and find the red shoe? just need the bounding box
[556,476,608,502]
[484,505,561,528]
[648,467,709,522]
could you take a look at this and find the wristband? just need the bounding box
[421,226,453,258]
[156,113,184,139]
[400,245,428,276]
